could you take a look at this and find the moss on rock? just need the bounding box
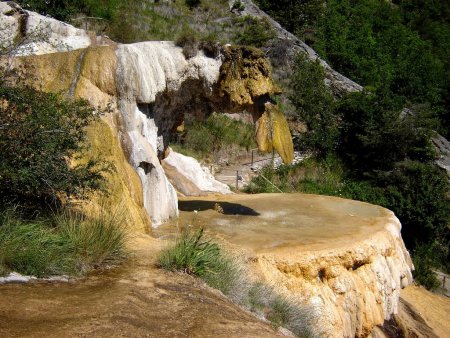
[218,46,280,106]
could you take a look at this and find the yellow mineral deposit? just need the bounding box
[256,103,294,164]
[217,46,280,106]
[218,46,293,164]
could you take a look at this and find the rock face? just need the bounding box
[0,1,91,55]
[259,214,413,337]
[162,149,231,196]
[433,134,450,186]
[1,3,293,225]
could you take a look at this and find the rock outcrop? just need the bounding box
[162,149,231,196]
[231,0,363,97]
[0,2,293,225]
[175,193,414,338]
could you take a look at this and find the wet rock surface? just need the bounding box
[0,235,281,338]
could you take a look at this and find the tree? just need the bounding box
[382,161,450,250]
[0,84,108,213]
[289,53,337,155]
[336,89,436,173]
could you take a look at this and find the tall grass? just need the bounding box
[56,207,128,273]
[173,112,256,162]
[158,229,315,336]
[0,211,73,277]
[159,228,240,294]
[245,155,388,206]
[0,207,128,277]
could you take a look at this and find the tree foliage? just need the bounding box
[289,54,337,155]
[336,89,437,173]
[256,0,449,137]
[233,16,276,48]
[0,84,107,212]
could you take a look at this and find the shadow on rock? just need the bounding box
[179,200,260,216]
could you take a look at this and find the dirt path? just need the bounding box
[0,234,281,338]
[214,151,303,189]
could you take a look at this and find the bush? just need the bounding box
[231,0,245,12]
[0,207,127,277]
[233,16,276,48]
[186,0,201,9]
[177,112,256,161]
[175,31,199,59]
[381,161,450,251]
[336,90,437,173]
[0,84,108,213]
[289,53,337,155]
[412,243,443,291]
[16,0,121,22]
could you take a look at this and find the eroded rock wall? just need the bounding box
[256,212,413,337]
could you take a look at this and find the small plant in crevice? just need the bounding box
[158,228,316,337]
[176,31,199,59]
[231,0,245,12]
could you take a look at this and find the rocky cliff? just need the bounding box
[0,1,293,225]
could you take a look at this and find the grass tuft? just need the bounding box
[158,228,315,336]
[0,206,128,277]
[159,228,239,294]
[55,207,128,273]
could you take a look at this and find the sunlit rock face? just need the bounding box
[259,212,414,337]
[0,1,91,55]
[162,149,231,196]
[1,6,293,226]
[173,193,414,338]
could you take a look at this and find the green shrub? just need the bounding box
[381,161,450,251]
[175,31,199,59]
[186,0,201,9]
[231,0,245,12]
[233,16,276,48]
[0,207,127,277]
[412,243,443,291]
[0,84,109,214]
[16,0,121,22]
[290,53,337,155]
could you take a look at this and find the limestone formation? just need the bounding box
[0,1,90,56]
[162,149,231,196]
[175,193,414,338]
[1,4,293,225]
